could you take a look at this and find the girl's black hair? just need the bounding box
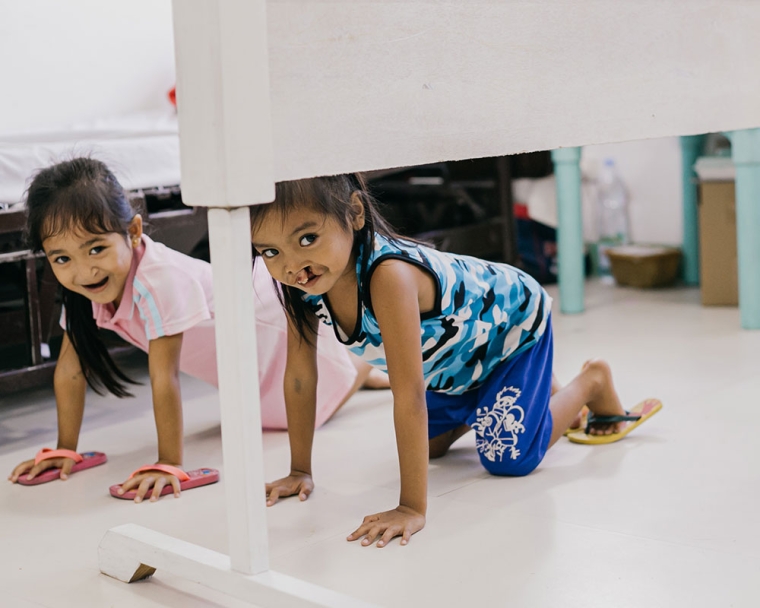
[25,157,140,397]
[249,173,403,343]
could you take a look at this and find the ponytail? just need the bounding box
[63,289,138,397]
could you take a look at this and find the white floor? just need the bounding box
[2,280,759,608]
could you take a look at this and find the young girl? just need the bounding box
[8,158,387,503]
[250,174,661,548]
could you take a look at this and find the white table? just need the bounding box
[98,1,760,605]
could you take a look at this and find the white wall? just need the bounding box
[0,0,175,134]
[582,137,683,246]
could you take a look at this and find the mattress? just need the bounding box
[0,110,181,207]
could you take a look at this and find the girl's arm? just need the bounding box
[9,332,87,482]
[55,331,88,452]
[347,259,429,547]
[265,314,319,505]
[115,332,184,502]
[148,333,184,466]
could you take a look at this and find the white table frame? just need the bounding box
[98,1,760,605]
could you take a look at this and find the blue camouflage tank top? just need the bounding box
[303,233,552,394]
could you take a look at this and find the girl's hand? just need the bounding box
[347,505,426,548]
[265,472,314,506]
[8,456,77,483]
[115,467,182,503]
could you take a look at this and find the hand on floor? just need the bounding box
[8,456,76,483]
[347,505,425,548]
[265,471,314,506]
[115,467,183,503]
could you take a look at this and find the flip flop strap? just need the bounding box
[585,410,641,433]
[34,448,83,465]
[129,464,190,482]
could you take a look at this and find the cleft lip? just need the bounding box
[296,266,311,284]
[295,266,320,288]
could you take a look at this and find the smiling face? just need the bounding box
[251,204,363,296]
[43,216,143,306]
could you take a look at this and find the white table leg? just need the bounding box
[207,206,269,574]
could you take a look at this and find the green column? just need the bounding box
[680,135,706,285]
[551,147,584,314]
[730,128,760,329]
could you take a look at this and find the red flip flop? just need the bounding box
[109,464,219,500]
[17,448,108,486]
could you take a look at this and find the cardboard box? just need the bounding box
[698,180,738,306]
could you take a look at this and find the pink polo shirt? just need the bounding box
[65,235,356,429]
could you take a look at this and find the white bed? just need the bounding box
[0,110,181,207]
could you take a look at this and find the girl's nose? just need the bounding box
[77,265,99,284]
[283,259,301,279]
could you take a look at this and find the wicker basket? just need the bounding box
[606,245,681,288]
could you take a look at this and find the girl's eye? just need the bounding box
[262,248,278,259]
[299,234,317,247]
[53,256,70,265]
[89,246,105,255]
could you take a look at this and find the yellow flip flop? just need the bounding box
[563,405,589,437]
[566,399,662,445]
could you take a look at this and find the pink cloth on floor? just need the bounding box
[62,235,357,429]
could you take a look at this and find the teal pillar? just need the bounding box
[680,135,706,285]
[551,147,584,314]
[730,128,760,329]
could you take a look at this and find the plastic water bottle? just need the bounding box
[595,158,630,276]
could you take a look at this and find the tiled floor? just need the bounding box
[2,281,759,607]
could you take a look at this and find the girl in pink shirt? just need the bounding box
[9,157,386,502]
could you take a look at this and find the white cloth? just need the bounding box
[0,110,181,205]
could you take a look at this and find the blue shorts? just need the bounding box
[426,316,554,477]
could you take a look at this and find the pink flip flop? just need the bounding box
[109,464,219,500]
[17,448,108,486]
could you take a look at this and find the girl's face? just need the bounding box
[42,216,143,306]
[251,203,363,295]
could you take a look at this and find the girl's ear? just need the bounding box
[349,192,366,231]
[128,214,144,247]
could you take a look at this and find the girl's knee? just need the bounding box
[429,443,450,459]
[480,455,540,477]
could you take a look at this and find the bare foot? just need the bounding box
[327,360,389,424]
[361,368,390,390]
[568,410,584,431]
[580,359,626,436]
